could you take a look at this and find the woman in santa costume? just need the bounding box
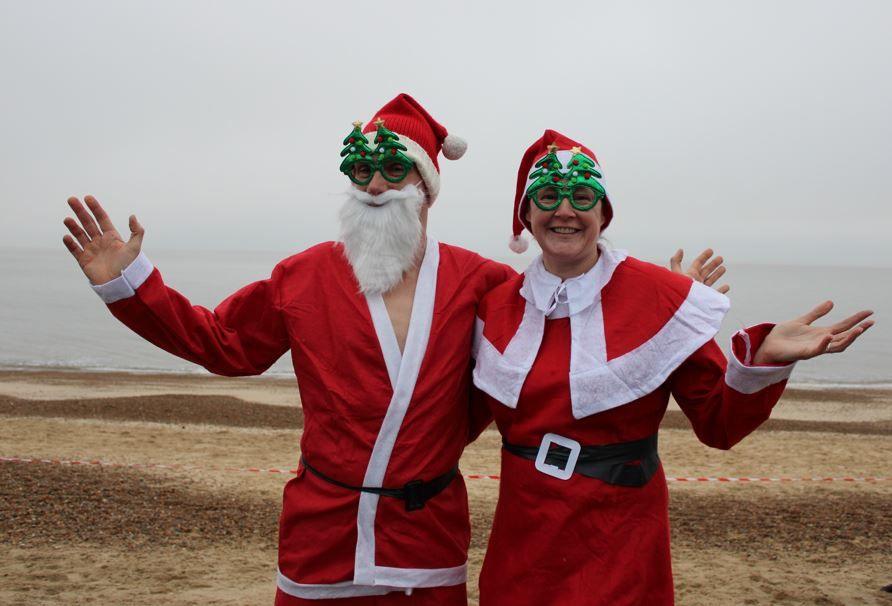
[471,129,874,605]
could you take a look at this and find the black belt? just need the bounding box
[300,456,458,512]
[502,433,659,487]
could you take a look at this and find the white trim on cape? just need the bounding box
[473,248,731,419]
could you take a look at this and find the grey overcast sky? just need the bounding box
[1,0,890,266]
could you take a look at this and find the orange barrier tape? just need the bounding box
[1,456,888,483]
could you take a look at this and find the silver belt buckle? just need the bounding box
[534,433,581,481]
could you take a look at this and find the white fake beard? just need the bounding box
[338,184,426,294]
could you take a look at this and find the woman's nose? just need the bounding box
[553,197,575,217]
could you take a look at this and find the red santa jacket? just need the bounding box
[92,237,514,599]
[470,246,795,605]
[473,246,793,425]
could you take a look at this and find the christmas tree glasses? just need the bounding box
[526,146,606,211]
[529,184,603,212]
[340,120,416,185]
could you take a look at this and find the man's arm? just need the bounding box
[63,195,290,376]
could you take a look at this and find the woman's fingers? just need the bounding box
[68,197,102,239]
[807,334,834,359]
[63,216,91,248]
[826,321,874,354]
[84,195,119,237]
[716,284,730,295]
[829,310,874,334]
[796,300,834,325]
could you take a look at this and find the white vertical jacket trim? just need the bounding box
[354,237,466,589]
[473,248,731,418]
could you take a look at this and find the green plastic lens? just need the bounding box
[530,184,602,212]
[340,120,415,186]
[346,157,413,185]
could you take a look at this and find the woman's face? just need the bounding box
[526,194,604,268]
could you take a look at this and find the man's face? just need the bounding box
[354,165,424,198]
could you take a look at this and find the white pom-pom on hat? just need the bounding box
[442,134,467,160]
[508,233,529,254]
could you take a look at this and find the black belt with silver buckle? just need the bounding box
[300,456,458,511]
[502,433,659,487]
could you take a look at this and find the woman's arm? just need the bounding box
[670,302,873,449]
[669,326,790,450]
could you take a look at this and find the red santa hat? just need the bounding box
[509,129,614,253]
[363,93,466,202]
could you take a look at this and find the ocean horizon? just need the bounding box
[2,245,888,389]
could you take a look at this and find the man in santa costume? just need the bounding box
[63,93,518,604]
[62,96,727,604]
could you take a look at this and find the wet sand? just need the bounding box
[1,369,890,605]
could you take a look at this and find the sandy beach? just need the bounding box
[1,368,890,606]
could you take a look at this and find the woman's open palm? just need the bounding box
[753,301,874,365]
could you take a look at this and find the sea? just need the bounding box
[1,247,889,389]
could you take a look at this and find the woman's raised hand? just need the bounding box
[752,301,874,365]
[670,248,730,294]
[62,195,144,285]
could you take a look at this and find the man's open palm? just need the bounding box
[63,195,144,285]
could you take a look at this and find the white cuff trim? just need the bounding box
[725,330,795,394]
[90,252,154,304]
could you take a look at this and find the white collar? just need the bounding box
[520,244,628,317]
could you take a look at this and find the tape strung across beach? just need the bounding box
[1,456,888,483]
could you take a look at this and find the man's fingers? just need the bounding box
[703,265,727,287]
[62,235,83,260]
[830,310,874,334]
[127,214,145,249]
[68,197,102,239]
[84,195,119,236]
[796,300,834,325]
[689,248,713,271]
[63,216,91,248]
[700,256,724,278]
[717,284,730,295]
[670,249,683,273]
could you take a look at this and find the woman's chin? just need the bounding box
[541,238,587,259]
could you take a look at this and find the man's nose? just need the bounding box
[366,172,389,196]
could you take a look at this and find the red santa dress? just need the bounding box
[90,236,514,602]
[471,245,794,606]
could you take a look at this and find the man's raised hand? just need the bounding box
[670,248,730,294]
[62,195,144,285]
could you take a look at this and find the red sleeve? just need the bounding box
[105,263,290,377]
[669,323,793,450]
[467,384,494,444]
